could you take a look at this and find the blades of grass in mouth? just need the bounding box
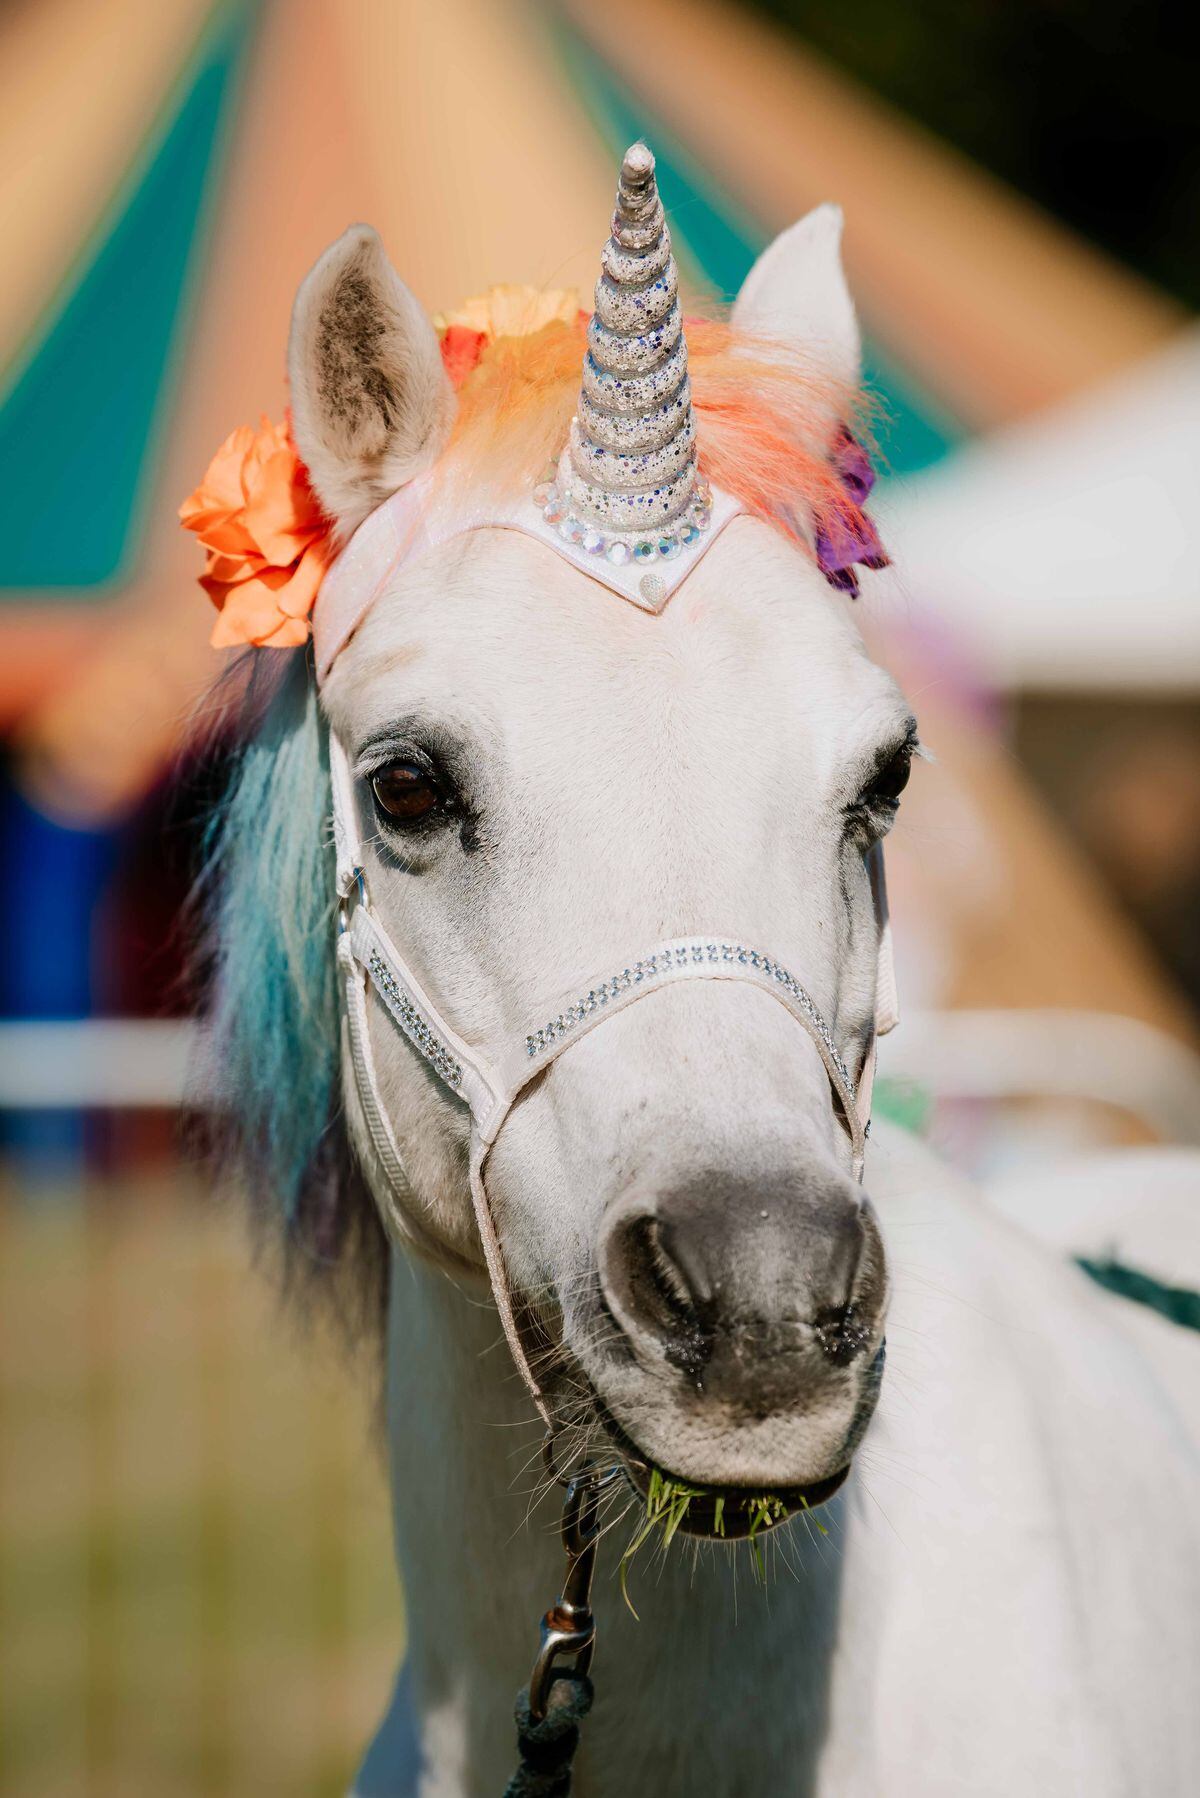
[746,1495,791,1582]
[798,1493,828,1538]
[660,1488,695,1552]
[618,1473,792,1605]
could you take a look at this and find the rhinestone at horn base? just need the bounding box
[531,464,713,571]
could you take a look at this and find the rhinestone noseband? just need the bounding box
[522,939,855,1095]
[346,907,863,1156]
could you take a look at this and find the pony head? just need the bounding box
[199,147,909,1515]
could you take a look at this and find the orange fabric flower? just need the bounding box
[179,415,333,648]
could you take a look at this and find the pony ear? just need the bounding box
[732,204,860,387]
[288,225,455,538]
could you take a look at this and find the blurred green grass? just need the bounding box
[0,1173,400,1797]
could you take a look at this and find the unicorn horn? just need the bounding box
[555,143,709,569]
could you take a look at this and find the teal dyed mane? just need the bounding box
[199,653,385,1330]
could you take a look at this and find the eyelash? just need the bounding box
[844,743,915,835]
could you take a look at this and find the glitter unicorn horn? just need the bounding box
[553,143,711,574]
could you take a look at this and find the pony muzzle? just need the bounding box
[581,1168,887,1491]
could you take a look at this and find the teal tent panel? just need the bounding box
[0,1,256,595]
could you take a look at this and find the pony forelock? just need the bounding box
[443,311,872,541]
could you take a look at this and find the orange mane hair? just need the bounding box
[445,312,870,547]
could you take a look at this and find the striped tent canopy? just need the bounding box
[0,0,1190,1041]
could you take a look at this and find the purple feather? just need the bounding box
[815,430,889,599]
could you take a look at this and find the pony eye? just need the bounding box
[865,747,912,806]
[371,761,446,826]
[846,740,916,839]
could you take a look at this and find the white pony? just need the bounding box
[201,147,1199,1796]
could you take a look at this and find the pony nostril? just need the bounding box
[606,1211,715,1381]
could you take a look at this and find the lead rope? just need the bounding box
[505,1451,623,1796]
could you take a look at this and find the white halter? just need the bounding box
[328,732,897,1425]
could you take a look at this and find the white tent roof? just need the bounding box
[873,328,1200,692]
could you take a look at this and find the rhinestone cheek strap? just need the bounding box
[328,731,894,1426]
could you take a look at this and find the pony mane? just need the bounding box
[445,312,869,539]
[194,653,386,1345]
